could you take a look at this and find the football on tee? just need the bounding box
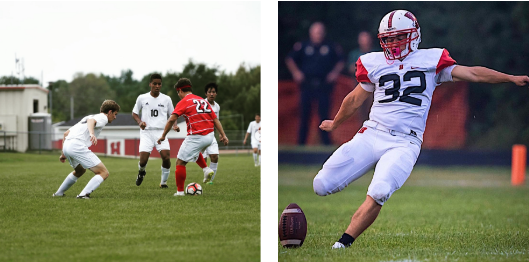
[186,183,202,195]
[278,203,307,248]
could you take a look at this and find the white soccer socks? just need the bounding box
[55,172,78,196]
[210,162,218,181]
[138,162,146,171]
[79,175,104,196]
[253,153,258,165]
[161,166,170,185]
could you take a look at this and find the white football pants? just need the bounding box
[313,120,422,205]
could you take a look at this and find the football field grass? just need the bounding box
[0,152,260,262]
[279,164,529,261]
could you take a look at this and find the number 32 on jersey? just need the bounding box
[379,71,426,106]
[193,99,212,113]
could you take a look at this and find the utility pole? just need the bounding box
[70,96,74,120]
[48,82,54,116]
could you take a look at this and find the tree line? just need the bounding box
[0,61,260,131]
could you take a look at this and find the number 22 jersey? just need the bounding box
[173,93,218,136]
[356,48,457,141]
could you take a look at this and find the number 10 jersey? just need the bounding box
[133,92,174,129]
[356,48,457,141]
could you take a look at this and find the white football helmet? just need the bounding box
[378,10,421,60]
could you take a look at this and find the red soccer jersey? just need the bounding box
[172,93,218,135]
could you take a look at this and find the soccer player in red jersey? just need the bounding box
[157,78,229,196]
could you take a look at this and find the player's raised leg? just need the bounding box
[53,164,86,197]
[77,162,110,199]
[136,152,150,186]
[160,150,171,188]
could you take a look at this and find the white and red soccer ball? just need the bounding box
[186,182,203,195]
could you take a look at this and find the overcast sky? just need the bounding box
[0,1,261,85]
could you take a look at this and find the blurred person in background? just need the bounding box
[347,31,377,76]
[285,21,345,145]
[243,113,261,167]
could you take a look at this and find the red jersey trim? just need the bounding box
[355,58,370,83]
[436,49,457,74]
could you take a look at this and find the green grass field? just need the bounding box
[279,165,529,261]
[0,152,260,262]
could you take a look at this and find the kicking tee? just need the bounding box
[173,93,217,136]
[247,120,261,144]
[356,48,457,141]
[132,92,174,129]
[65,113,109,147]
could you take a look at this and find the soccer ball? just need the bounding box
[186,182,202,195]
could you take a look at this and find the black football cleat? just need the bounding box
[136,170,146,186]
[160,184,168,189]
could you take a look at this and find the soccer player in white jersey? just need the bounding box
[311,10,529,249]
[132,73,178,188]
[243,113,261,167]
[201,82,221,184]
[53,100,120,199]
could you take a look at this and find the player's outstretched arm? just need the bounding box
[213,118,229,145]
[320,83,371,132]
[452,65,529,86]
[157,114,178,144]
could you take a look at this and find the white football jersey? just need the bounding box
[132,92,174,129]
[247,120,261,143]
[65,113,109,147]
[356,48,457,141]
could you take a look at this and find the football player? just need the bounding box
[312,10,529,249]
[53,100,120,199]
[157,78,229,196]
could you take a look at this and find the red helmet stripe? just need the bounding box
[388,10,397,28]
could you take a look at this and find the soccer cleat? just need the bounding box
[332,242,346,249]
[160,183,168,189]
[136,170,146,186]
[174,191,185,197]
[76,193,91,199]
[207,181,213,185]
[202,167,214,183]
[52,193,64,197]
[255,163,259,167]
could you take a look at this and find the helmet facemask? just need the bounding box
[378,28,419,60]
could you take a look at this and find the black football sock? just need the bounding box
[338,233,355,247]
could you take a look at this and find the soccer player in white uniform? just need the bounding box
[243,113,261,167]
[311,10,529,249]
[132,73,177,188]
[201,82,221,184]
[53,100,120,199]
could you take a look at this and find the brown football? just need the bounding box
[278,203,307,248]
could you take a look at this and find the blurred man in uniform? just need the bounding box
[286,21,344,145]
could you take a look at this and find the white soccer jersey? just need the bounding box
[65,113,109,147]
[356,48,457,141]
[247,120,261,144]
[132,92,174,129]
[209,101,220,118]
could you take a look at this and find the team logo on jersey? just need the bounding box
[145,102,149,105]
[320,45,329,55]
[158,104,164,107]
[305,46,314,55]
[254,129,261,142]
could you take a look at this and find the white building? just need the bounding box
[0,85,49,152]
